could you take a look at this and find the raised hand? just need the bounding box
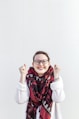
[19,64,27,83]
[54,64,61,80]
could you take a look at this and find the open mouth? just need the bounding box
[37,67,44,70]
[38,68,44,70]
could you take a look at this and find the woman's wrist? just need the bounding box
[54,74,59,80]
[19,74,26,84]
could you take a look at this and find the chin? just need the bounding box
[37,71,46,76]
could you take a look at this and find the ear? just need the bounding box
[32,62,34,66]
[48,60,50,66]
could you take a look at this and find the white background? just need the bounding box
[0,0,79,119]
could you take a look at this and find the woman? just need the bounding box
[16,51,65,119]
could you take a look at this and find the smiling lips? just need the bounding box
[38,68,44,70]
[37,67,45,70]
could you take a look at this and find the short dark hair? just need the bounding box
[33,51,50,61]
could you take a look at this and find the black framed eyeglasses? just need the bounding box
[34,60,49,65]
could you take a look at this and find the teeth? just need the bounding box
[39,68,43,69]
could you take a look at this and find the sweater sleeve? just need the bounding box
[15,82,29,104]
[50,76,65,103]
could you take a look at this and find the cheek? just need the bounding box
[33,65,38,70]
[45,63,50,68]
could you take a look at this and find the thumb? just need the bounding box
[24,64,26,67]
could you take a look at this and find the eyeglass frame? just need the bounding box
[33,59,49,65]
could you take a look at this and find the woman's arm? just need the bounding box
[16,82,29,104]
[16,64,29,104]
[50,76,65,102]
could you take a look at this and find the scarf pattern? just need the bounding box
[26,66,54,119]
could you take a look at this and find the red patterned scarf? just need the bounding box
[26,66,54,119]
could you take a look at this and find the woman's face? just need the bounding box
[32,54,50,76]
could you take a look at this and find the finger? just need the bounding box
[20,66,24,71]
[22,66,25,70]
[54,64,57,69]
[24,64,26,67]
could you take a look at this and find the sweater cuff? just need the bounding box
[50,76,63,90]
[17,82,27,91]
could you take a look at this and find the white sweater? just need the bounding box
[16,76,65,119]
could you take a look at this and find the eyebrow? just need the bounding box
[34,59,48,61]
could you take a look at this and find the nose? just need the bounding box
[39,62,43,65]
